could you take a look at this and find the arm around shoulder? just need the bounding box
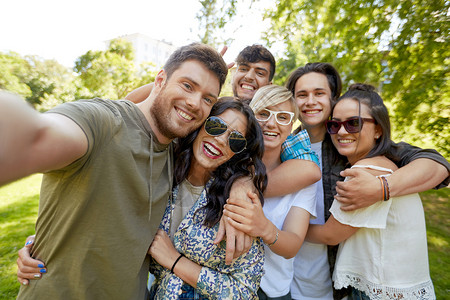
[264,159,321,198]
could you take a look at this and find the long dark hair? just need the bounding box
[334,83,393,158]
[174,98,267,227]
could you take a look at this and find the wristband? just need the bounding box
[265,230,279,247]
[170,253,185,273]
[377,176,390,201]
[381,176,390,201]
[377,176,385,202]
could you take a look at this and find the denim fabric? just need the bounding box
[350,287,371,300]
[257,288,292,300]
[178,284,208,300]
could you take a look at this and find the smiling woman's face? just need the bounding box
[192,109,248,173]
[330,98,381,165]
[256,100,294,152]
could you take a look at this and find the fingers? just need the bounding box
[243,234,252,254]
[339,204,359,211]
[334,193,351,205]
[225,217,246,232]
[223,206,248,225]
[213,216,226,244]
[340,168,358,178]
[227,62,235,69]
[247,192,261,206]
[227,197,251,208]
[219,45,228,56]
[225,220,236,265]
[234,230,245,259]
[17,276,29,286]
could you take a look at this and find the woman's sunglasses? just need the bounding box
[325,117,375,134]
[204,116,247,154]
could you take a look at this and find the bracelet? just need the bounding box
[381,176,390,201]
[170,253,185,273]
[377,176,391,201]
[377,176,385,202]
[265,230,279,247]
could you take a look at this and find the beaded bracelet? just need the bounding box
[265,230,279,247]
[171,253,185,273]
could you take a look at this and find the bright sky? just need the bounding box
[1,0,274,68]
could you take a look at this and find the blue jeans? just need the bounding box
[148,283,207,299]
[351,287,371,300]
[257,288,292,300]
[178,284,208,300]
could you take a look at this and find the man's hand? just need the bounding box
[17,235,47,286]
[335,168,382,211]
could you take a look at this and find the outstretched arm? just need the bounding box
[0,93,87,186]
[336,158,449,211]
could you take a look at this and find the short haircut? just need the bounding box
[236,45,276,81]
[164,43,228,91]
[286,62,342,102]
[250,85,299,121]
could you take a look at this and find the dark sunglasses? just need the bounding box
[204,116,247,154]
[325,117,375,134]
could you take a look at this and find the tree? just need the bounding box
[0,52,75,110]
[196,0,238,47]
[260,0,449,157]
[74,38,156,100]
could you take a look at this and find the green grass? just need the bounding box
[0,175,41,299]
[0,175,448,299]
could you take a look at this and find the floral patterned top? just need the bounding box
[150,183,265,299]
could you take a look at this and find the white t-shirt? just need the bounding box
[330,165,435,299]
[260,182,317,297]
[291,141,334,300]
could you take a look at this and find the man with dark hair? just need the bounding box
[0,43,228,299]
[232,44,276,102]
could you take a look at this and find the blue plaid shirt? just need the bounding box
[280,129,320,167]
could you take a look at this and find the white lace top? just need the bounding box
[330,165,435,300]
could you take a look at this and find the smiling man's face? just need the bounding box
[232,61,272,102]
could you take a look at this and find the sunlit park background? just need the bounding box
[0,0,448,298]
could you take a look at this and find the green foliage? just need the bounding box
[0,175,40,299]
[74,38,157,100]
[0,53,75,110]
[262,0,449,157]
[196,0,238,47]
[0,52,32,97]
[1,38,157,111]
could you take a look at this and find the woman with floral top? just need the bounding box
[148,98,267,299]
